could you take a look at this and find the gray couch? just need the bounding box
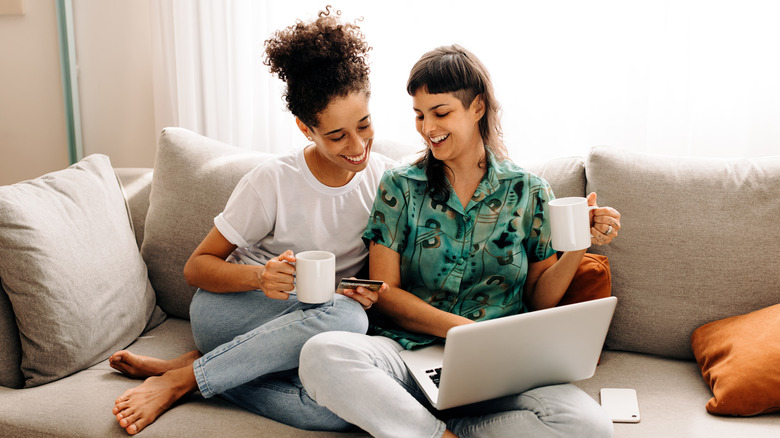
[1,127,778,437]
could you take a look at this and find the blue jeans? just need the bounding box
[300,331,614,438]
[189,289,367,431]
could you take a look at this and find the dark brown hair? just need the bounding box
[406,45,507,201]
[264,6,371,128]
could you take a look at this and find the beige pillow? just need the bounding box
[0,155,163,387]
[0,282,24,388]
[141,128,275,318]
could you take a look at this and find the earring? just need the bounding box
[307,136,313,141]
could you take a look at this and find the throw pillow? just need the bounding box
[691,303,780,416]
[141,128,275,318]
[0,282,24,388]
[557,253,612,307]
[0,154,162,387]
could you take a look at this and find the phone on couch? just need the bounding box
[600,388,641,423]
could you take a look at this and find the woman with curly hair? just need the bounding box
[108,7,395,435]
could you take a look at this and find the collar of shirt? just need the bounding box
[396,152,515,213]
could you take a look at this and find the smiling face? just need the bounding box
[412,89,485,166]
[298,91,375,186]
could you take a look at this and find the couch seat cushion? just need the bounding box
[575,350,780,437]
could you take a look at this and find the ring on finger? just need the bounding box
[605,225,613,236]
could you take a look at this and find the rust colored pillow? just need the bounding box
[691,303,780,416]
[557,253,612,307]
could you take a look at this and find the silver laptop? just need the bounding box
[399,296,617,410]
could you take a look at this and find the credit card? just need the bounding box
[337,278,383,292]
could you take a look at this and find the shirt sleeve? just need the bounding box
[524,177,557,263]
[362,170,408,253]
[215,174,274,248]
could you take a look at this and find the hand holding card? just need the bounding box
[337,278,383,292]
[337,278,384,310]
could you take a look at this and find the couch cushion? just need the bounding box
[0,282,24,388]
[115,168,154,250]
[0,317,370,438]
[585,146,780,359]
[691,303,780,416]
[141,128,275,318]
[575,350,780,438]
[0,155,164,387]
[524,156,586,199]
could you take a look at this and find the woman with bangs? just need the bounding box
[300,45,621,437]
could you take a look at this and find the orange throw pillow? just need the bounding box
[691,303,780,416]
[557,253,612,307]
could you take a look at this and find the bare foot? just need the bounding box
[109,350,202,379]
[112,366,197,435]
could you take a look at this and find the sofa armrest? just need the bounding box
[115,168,153,249]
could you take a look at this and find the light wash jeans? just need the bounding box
[300,331,614,438]
[188,289,366,431]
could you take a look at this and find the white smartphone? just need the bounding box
[600,388,640,423]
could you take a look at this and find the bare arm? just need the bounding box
[524,192,622,310]
[182,226,295,299]
[523,250,586,311]
[369,242,472,338]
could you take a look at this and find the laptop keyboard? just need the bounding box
[426,368,442,387]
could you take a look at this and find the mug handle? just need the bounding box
[587,205,599,237]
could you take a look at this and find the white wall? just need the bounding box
[0,1,69,185]
[72,0,156,168]
[0,1,156,186]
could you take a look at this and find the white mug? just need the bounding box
[293,251,336,304]
[548,197,597,252]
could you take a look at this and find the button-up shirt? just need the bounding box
[363,153,557,349]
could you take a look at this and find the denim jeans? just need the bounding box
[188,289,367,431]
[300,331,614,438]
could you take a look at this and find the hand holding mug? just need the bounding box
[258,250,296,300]
[549,193,620,251]
[587,192,621,245]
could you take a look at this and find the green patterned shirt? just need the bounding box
[363,154,557,349]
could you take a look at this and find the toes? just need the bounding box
[117,409,140,428]
[125,415,151,435]
[114,394,130,409]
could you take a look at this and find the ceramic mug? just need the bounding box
[548,197,597,251]
[293,251,336,304]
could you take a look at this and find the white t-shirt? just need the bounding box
[214,147,398,287]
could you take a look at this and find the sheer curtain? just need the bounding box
[150,0,780,161]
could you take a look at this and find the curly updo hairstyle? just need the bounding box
[263,6,371,128]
